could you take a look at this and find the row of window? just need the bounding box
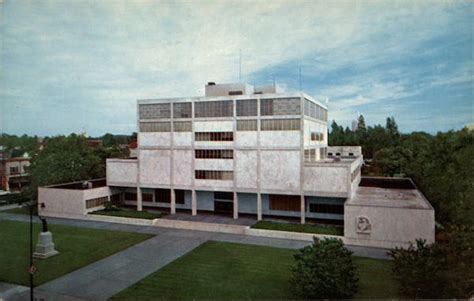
[309,203,344,215]
[85,196,108,209]
[195,149,233,159]
[195,132,233,141]
[124,190,186,204]
[195,170,233,180]
[140,119,302,133]
[139,98,306,120]
[310,132,325,141]
[304,99,328,122]
[304,148,328,162]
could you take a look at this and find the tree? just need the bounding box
[102,133,117,147]
[25,135,104,200]
[389,240,446,298]
[386,116,400,145]
[356,114,367,144]
[290,237,358,299]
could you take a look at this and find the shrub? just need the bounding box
[290,237,358,299]
[103,202,120,212]
[389,239,445,298]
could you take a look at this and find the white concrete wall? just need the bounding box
[344,205,435,248]
[195,159,233,171]
[38,187,85,216]
[139,132,170,147]
[260,132,300,147]
[304,165,348,197]
[260,150,300,191]
[235,132,258,147]
[173,132,193,147]
[106,159,137,186]
[173,150,193,186]
[235,150,258,189]
[328,146,362,157]
[194,121,233,132]
[140,150,170,185]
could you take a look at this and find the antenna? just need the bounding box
[239,49,242,83]
[299,67,302,91]
[272,75,275,87]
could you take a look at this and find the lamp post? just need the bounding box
[28,201,35,301]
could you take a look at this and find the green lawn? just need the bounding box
[90,208,162,219]
[252,220,344,236]
[0,219,154,286]
[112,241,399,300]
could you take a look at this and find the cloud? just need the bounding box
[0,1,472,135]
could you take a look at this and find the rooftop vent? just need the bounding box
[207,82,216,86]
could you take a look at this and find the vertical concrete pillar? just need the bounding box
[137,187,142,212]
[300,194,305,224]
[192,190,197,216]
[257,193,262,221]
[233,191,238,219]
[170,189,176,214]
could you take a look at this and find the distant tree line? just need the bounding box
[329,116,473,297]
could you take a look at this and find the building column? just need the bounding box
[257,193,262,221]
[233,191,238,219]
[300,194,305,224]
[192,190,197,216]
[137,187,142,212]
[170,189,176,214]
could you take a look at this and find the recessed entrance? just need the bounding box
[213,191,233,214]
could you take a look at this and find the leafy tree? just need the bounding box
[389,240,446,298]
[356,114,367,144]
[25,134,104,200]
[386,116,400,145]
[290,237,358,299]
[102,133,117,147]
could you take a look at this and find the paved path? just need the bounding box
[0,213,390,300]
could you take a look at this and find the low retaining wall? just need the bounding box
[152,219,248,234]
[40,211,409,249]
[40,211,154,226]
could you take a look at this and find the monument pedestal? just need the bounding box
[33,231,59,259]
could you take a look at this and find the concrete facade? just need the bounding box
[36,82,435,249]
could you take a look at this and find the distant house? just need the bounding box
[0,150,30,192]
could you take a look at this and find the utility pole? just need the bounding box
[299,67,302,91]
[239,49,242,83]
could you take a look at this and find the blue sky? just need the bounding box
[0,1,472,136]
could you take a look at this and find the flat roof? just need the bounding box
[46,179,107,190]
[347,177,432,210]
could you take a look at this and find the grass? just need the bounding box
[0,219,154,286]
[112,241,399,300]
[252,220,344,236]
[90,207,162,219]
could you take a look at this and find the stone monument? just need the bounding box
[33,217,59,259]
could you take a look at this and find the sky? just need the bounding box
[0,0,472,136]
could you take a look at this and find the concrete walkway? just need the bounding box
[0,213,390,300]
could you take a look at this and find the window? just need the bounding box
[269,194,300,211]
[86,196,108,209]
[195,132,233,141]
[237,120,257,131]
[194,100,233,118]
[309,203,344,215]
[175,190,185,204]
[139,103,171,119]
[349,152,354,156]
[155,189,171,203]
[195,170,233,180]
[261,119,300,131]
[173,102,192,118]
[261,98,300,116]
[140,122,171,132]
[304,149,311,162]
[229,91,243,95]
[173,121,192,132]
[124,192,137,201]
[142,193,153,202]
[9,166,19,174]
[214,191,233,200]
[236,99,257,116]
[304,99,328,122]
[195,149,233,159]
